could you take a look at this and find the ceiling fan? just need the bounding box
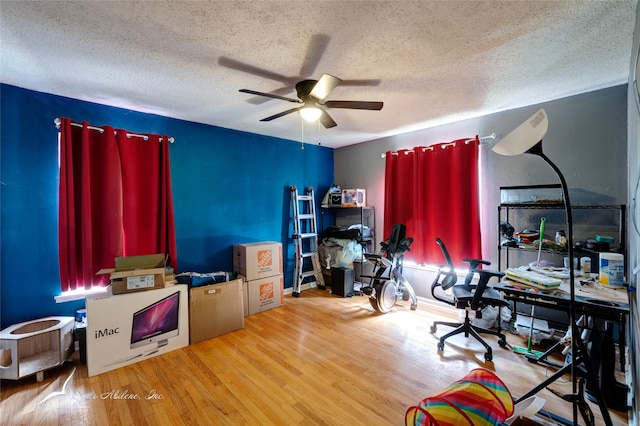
[238,74,383,128]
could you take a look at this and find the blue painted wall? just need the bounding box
[0,84,334,328]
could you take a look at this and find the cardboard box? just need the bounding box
[242,275,284,316]
[110,268,165,294]
[233,242,283,281]
[189,278,244,344]
[97,254,167,294]
[85,284,189,377]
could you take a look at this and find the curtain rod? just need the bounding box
[54,118,175,143]
[380,133,496,158]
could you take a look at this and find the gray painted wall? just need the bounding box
[335,85,628,337]
[335,85,627,271]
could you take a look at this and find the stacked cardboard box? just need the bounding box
[97,254,169,295]
[233,242,284,316]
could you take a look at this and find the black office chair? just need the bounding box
[430,237,508,361]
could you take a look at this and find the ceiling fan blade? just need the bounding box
[310,74,342,101]
[299,33,331,77]
[219,56,293,84]
[246,86,294,105]
[240,89,301,103]
[324,100,383,110]
[260,107,301,122]
[340,79,381,87]
[319,110,337,129]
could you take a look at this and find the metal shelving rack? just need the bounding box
[497,188,626,275]
[320,206,376,253]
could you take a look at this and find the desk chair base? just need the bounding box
[431,312,506,362]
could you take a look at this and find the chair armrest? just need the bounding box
[462,258,491,268]
[470,269,505,310]
[462,258,492,285]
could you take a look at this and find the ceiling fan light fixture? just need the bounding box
[299,106,322,122]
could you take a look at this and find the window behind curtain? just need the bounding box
[58,118,177,292]
[383,137,481,266]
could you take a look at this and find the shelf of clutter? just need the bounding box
[497,185,626,275]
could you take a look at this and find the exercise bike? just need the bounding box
[360,224,418,313]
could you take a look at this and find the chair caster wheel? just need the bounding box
[430,325,437,333]
[293,292,300,298]
[498,337,507,347]
[437,342,444,351]
[484,352,493,362]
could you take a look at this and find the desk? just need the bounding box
[494,277,630,370]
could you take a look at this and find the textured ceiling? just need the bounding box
[1,1,637,148]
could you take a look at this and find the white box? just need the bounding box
[340,189,366,207]
[242,275,284,316]
[85,284,189,377]
[233,242,283,281]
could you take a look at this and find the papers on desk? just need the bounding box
[529,266,571,279]
[504,267,562,291]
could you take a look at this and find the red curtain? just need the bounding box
[58,118,177,291]
[383,136,481,266]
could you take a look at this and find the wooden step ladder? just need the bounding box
[290,186,325,297]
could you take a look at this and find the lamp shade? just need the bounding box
[492,108,549,156]
[299,106,322,122]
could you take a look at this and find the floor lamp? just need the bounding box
[493,108,613,426]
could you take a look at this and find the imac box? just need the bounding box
[85,284,189,377]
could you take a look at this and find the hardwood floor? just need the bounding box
[1,288,629,425]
